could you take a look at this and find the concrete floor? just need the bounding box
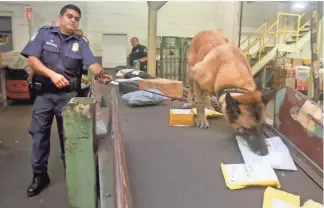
[0,102,69,208]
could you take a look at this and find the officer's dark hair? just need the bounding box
[60,4,81,17]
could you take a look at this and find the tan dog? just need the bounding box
[183,30,229,111]
[184,30,275,156]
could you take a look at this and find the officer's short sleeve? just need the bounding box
[141,45,148,57]
[21,29,46,59]
[81,40,97,66]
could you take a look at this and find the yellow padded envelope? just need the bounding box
[262,187,300,208]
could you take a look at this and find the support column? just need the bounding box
[147,1,167,76]
[222,2,240,45]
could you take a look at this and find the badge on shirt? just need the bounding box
[30,30,39,41]
[72,42,79,52]
[143,48,147,53]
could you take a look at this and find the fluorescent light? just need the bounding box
[292,2,306,10]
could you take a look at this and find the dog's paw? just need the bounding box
[196,119,209,129]
[183,102,194,109]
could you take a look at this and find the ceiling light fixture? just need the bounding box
[292,2,306,11]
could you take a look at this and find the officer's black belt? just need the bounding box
[40,83,76,93]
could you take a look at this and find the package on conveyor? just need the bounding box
[191,108,223,117]
[220,163,281,190]
[115,68,150,79]
[169,109,194,127]
[302,199,324,208]
[262,187,300,208]
[139,78,183,99]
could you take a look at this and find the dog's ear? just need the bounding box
[261,89,276,106]
[225,93,241,122]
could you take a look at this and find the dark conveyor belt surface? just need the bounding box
[118,99,323,208]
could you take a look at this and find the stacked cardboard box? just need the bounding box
[273,66,287,89]
[292,58,304,67]
[139,78,183,99]
[295,66,311,91]
[284,59,296,89]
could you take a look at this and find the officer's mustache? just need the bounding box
[68,22,76,27]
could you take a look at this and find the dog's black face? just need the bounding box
[223,90,276,156]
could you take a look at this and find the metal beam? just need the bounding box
[146,1,167,76]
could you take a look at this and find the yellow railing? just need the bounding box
[241,12,312,63]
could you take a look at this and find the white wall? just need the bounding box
[0,1,240,57]
[0,1,312,59]
[86,1,239,56]
[0,2,86,52]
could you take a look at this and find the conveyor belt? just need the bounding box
[118,99,323,208]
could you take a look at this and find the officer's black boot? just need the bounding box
[27,172,50,197]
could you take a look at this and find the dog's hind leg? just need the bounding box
[194,81,209,129]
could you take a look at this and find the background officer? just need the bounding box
[128,37,148,72]
[21,4,112,197]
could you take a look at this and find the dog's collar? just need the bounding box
[217,87,251,105]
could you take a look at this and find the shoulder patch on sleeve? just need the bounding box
[40,26,53,29]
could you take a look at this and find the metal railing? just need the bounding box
[241,12,312,62]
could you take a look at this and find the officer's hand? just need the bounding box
[50,72,69,88]
[100,74,113,85]
[95,73,112,85]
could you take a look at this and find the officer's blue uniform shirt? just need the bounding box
[21,26,97,85]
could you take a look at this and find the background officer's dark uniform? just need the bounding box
[128,44,147,72]
[21,26,97,175]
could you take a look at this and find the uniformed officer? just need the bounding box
[128,37,148,72]
[21,4,112,197]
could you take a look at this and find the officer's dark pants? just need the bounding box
[29,91,77,174]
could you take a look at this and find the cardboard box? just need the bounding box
[296,80,308,91]
[284,58,293,65]
[286,68,296,78]
[169,109,194,127]
[139,78,183,99]
[295,66,310,91]
[285,78,296,89]
[292,58,304,67]
[6,80,30,99]
[285,63,292,69]
[303,58,312,65]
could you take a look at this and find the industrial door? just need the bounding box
[0,16,13,52]
[102,34,128,68]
